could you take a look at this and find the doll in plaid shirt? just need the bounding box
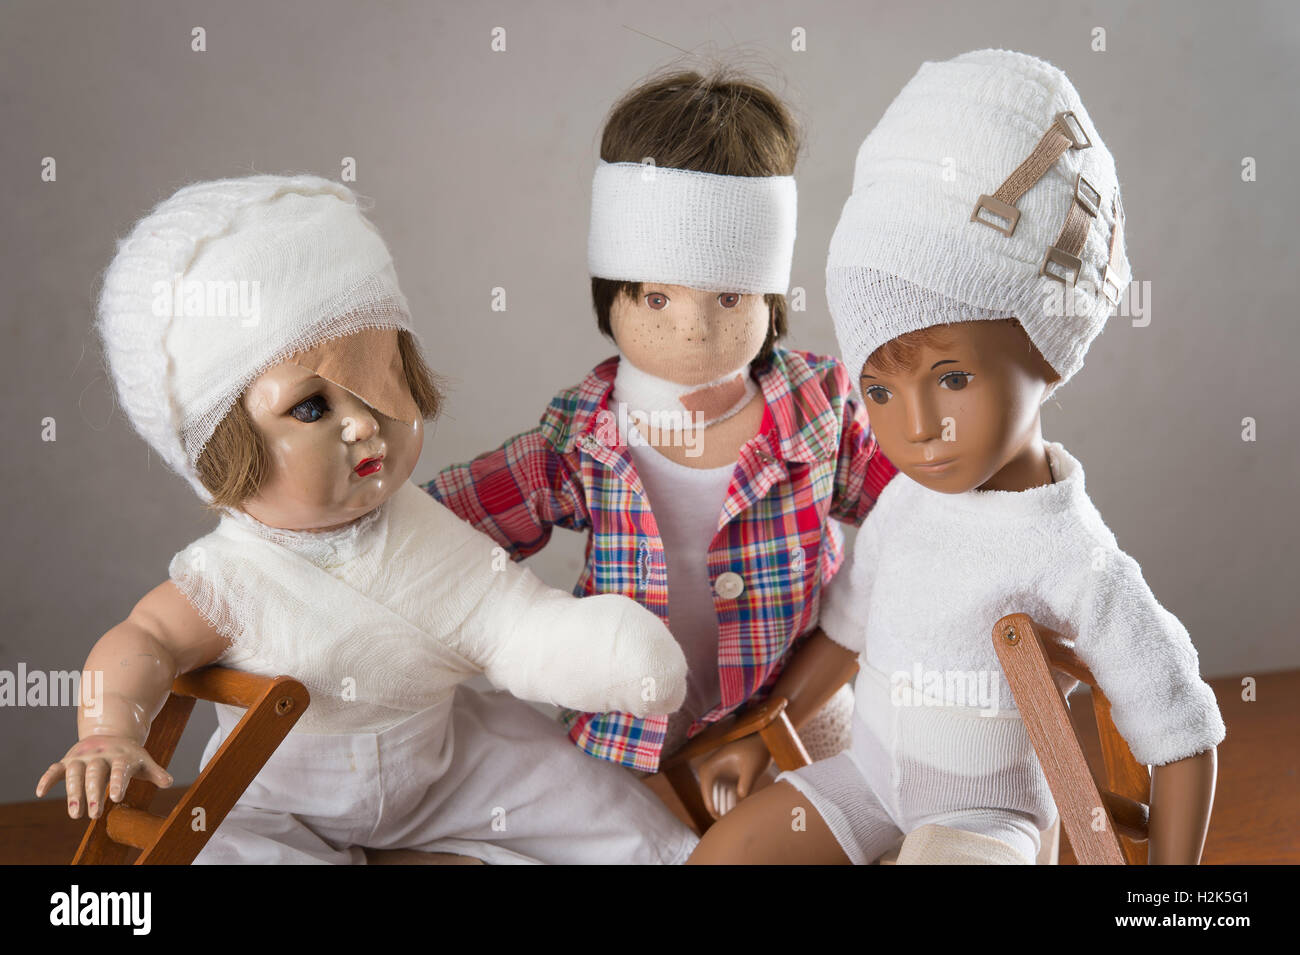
[426,68,897,819]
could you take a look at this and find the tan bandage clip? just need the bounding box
[971,111,1092,237]
[1039,172,1101,286]
[1101,192,1129,306]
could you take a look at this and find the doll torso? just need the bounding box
[823,442,1225,768]
[169,483,510,735]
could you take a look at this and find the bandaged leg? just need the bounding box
[801,682,856,761]
[896,823,1033,865]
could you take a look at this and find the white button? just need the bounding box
[714,572,745,600]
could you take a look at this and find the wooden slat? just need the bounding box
[135,675,308,864]
[1092,688,1151,863]
[993,613,1128,865]
[104,806,164,850]
[172,667,283,709]
[759,709,811,773]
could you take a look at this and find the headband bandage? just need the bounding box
[587,160,797,294]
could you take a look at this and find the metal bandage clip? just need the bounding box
[972,111,1092,238]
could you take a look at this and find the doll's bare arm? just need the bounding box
[1148,746,1217,864]
[35,580,229,818]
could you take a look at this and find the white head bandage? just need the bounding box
[587,160,797,294]
[826,50,1129,397]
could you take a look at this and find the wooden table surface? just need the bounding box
[3,670,1295,865]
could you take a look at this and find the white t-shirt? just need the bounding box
[818,442,1225,767]
[625,426,735,723]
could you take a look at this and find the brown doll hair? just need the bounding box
[864,318,1059,381]
[195,330,443,509]
[590,67,803,367]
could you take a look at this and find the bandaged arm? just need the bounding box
[432,500,686,717]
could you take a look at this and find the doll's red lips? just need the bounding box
[354,456,383,476]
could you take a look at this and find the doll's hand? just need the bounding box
[697,734,772,820]
[36,737,173,820]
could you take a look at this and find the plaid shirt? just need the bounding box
[424,347,897,771]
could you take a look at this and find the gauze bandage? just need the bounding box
[588,160,797,294]
[613,358,758,433]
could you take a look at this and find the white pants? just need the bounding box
[779,660,1056,864]
[194,685,698,865]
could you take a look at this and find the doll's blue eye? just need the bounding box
[290,395,329,423]
[939,372,973,391]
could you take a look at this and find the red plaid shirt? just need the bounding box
[424,347,897,771]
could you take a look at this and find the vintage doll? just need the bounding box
[426,69,898,816]
[689,50,1225,864]
[34,174,699,865]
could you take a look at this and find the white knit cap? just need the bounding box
[97,175,415,500]
[827,50,1131,393]
[588,160,797,293]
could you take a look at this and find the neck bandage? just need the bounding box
[588,160,797,294]
[613,358,758,433]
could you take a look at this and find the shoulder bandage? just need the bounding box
[588,160,797,294]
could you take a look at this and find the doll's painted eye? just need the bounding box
[290,394,329,423]
[645,292,669,311]
[863,385,891,405]
[717,293,741,308]
[939,371,973,391]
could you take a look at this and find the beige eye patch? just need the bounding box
[289,327,419,425]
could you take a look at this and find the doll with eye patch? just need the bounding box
[690,51,1224,865]
[34,175,697,865]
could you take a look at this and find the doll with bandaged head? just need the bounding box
[690,50,1226,865]
[426,69,898,817]
[34,175,697,865]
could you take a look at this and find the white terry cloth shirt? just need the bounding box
[818,441,1225,768]
[624,425,735,724]
[169,481,683,738]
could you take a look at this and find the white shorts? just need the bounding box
[193,685,698,865]
[778,660,1056,864]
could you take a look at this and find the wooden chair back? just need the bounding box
[993,613,1150,864]
[73,667,308,865]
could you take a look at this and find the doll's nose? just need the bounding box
[903,392,941,442]
[339,410,379,443]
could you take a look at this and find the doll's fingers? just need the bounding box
[717,781,737,817]
[83,760,109,819]
[36,761,67,798]
[107,759,130,803]
[132,754,174,793]
[64,762,86,818]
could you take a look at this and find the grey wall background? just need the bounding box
[2,0,1297,805]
